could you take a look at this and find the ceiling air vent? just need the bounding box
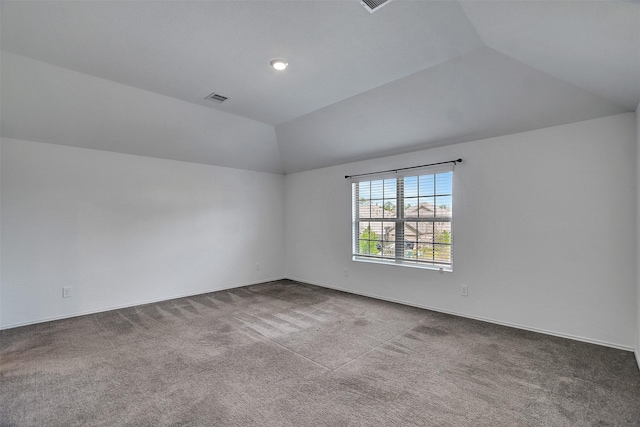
[360,0,395,13]
[204,92,228,103]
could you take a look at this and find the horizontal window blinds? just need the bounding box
[352,168,453,269]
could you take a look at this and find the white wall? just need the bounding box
[285,113,637,350]
[0,138,285,328]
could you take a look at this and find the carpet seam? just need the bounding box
[330,323,422,373]
[237,311,332,371]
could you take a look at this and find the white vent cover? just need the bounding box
[360,0,395,13]
[204,92,228,103]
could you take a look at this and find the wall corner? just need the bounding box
[636,103,640,370]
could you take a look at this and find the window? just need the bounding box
[352,167,453,270]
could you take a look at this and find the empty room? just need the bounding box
[1,0,639,425]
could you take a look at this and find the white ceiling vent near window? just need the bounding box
[360,0,395,13]
[204,93,228,103]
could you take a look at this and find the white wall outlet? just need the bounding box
[461,285,468,297]
[255,262,261,271]
[62,286,72,298]
[344,268,349,277]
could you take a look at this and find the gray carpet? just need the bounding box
[1,280,639,426]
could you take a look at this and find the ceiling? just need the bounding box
[1,0,638,174]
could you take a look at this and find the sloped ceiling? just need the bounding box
[1,52,284,174]
[276,47,626,173]
[461,0,640,111]
[1,1,638,174]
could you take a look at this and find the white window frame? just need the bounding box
[351,164,454,272]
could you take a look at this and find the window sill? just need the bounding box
[352,256,453,273]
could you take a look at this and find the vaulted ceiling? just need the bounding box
[1,1,638,174]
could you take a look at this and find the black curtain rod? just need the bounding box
[345,158,462,179]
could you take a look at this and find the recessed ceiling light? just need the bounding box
[270,59,288,71]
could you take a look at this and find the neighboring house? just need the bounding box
[357,204,394,241]
[358,203,451,244]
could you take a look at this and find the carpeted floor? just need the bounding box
[1,280,639,426]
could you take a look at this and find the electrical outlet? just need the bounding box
[256,262,261,271]
[461,285,468,297]
[62,286,72,298]
[343,268,349,277]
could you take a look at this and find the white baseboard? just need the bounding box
[287,276,635,353]
[4,275,636,358]
[0,276,286,330]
